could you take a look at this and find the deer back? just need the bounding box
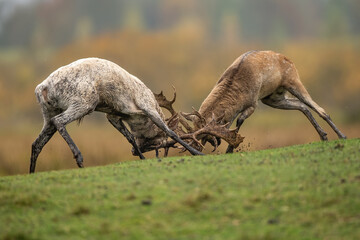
[36,58,167,144]
[197,51,296,126]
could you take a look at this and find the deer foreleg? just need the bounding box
[107,115,145,159]
[226,106,255,153]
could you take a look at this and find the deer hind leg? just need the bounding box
[30,121,57,173]
[106,114,145,159]
[51,105,95,168]
[286,81,346,139]
[261,94,328,140]
[226,105,256,153]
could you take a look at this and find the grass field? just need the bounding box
[0,138,359,240]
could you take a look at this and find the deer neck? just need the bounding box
[198,85,242,127]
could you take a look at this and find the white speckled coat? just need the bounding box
[35,58,166,145]
[31,58,202,173]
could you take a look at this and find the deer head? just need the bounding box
[152,88,244,155]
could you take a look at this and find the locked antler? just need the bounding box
[154,86,177,116]
[190,114,244,149]
[154,88,244,155]
[153,87,195,134]
[181,108,206,129]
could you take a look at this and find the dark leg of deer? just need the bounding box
[287,87,346,139]
[164,147,169,157]
[321,116,346,139]
[226,106,255,153]
[261,97,328,140]
[107,115,145,159]
[144,110,204,155]
[50,107,94,168]
[301,99,346,139]
[30,122,57,173]
[52,120,84,168]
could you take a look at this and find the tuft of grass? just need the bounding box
[0,138,359,240]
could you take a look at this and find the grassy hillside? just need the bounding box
[0,139,359,240]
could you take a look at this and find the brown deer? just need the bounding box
[30,58,206,173]
[189,50,346,153]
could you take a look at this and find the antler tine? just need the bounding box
[166,113,190,139]
[177,112,195,133]
[190,135,205,150]
[146,104,242,154]
[166,113,179,130]
[154,87,177,116]
[192,107,206,123]
[170,85,176,104]
[192,115,244,150]
[181,108,206,127]
[206,135,219,152]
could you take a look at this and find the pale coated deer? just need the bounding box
[191,50,346,153]
[30,58,203,173]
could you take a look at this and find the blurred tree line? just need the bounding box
[1,0,360,47]
[0,0,359,126]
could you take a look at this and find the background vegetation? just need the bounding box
[0,0,359,175]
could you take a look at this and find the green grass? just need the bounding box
[0,139,359,240]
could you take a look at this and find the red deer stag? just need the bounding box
[189,50,346,153]
[30,58,204,173]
